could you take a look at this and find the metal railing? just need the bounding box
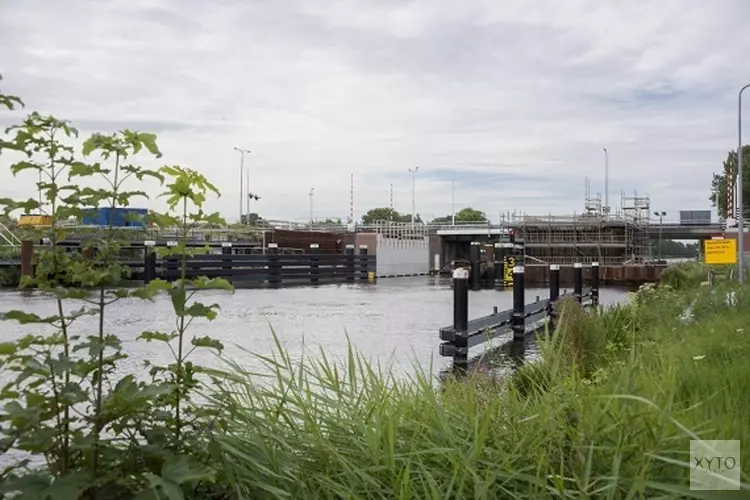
[0,220,21,247]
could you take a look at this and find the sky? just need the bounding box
[1,0,749,225]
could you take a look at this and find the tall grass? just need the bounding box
[205,278,750,499]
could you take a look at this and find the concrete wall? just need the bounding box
[374,234,429,277]
[354,233,377,253]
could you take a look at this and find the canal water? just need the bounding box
[0,277,630,380]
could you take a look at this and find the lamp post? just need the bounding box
[233,147,251,223]
[451,179,455,226]
[737,84,750,284]
[309,188,315,227]
[408,167,419,223]
[654,211,666,261]
[603,148,609,217]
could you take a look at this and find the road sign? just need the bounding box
[704,238,737,265]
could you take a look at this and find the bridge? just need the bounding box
[434,221,725,240]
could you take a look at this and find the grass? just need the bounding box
[198,270,750,498]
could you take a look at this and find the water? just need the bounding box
[0,277,630,380]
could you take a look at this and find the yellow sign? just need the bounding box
[704,238,737,265]
[503,256,515,286]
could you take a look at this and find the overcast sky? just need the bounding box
[1,0,748,224]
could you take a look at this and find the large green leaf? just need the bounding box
[169,287,186,316]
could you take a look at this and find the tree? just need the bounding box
[430,207,488,224]
[360,207,418,224]
[709,145,750,219]
[318,217,343,226]
[652,239,699,258]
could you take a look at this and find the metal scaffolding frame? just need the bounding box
[504,192,652,266]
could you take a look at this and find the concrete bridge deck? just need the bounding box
[434,222,724,240]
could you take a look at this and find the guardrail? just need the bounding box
[440,262,599,373]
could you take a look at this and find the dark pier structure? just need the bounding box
[2,240,376,289]
[439,258,599,373]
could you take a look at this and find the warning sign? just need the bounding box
[704,238,737,265]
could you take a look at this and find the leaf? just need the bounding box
[183,302,219,320]
[9,160,41,176]
[138,132,162,158]
[0,472,52,498]
[48,471,93,500]
[139,331,177,343]
[191,276,234,291]
[144,473,184,500]
[67,161,110,179]
[0,343,16,355]
[191,336,224,352]
[169,286,187,316]
[0,310,56,324]
[162,455,216,485]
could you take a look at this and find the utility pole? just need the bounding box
[309,188,315,227]
[408,167,419,223]
[233,147,251,222]
[738,84,750,284]
[389,183,394,221]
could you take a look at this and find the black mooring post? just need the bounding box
[573,262,583,304]
[267,243,280,287]
[345,244,355,283]
[502,243,514,287]
[221,242,232,278]
[513,240,525,264]
[359,245,369,282]
[549,264,560,303]
[144,240,156,284]
[548,264,560,331]
[309,243,319,285]
[469,241,481,290]
[591,261,600,306]
[452,267,469,373]
[511,264,525,342]
[493,243,503,290]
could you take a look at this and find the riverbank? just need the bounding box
[209,267,749,498]
[1,269,747,497]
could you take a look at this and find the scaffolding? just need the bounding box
[505,191,652,266]
[620,191,652,264]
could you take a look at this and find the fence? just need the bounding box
[439,261,599,373]
[15,241,376,288]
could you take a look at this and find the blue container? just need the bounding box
[81,207,148,227]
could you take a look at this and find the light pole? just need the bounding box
[451,179,455,225]
[233,147,251,223]
[309,188,315,226]
[603,148,609,217]
[737,84,750,284]
[408,167,419,223]
[654,211,666,261]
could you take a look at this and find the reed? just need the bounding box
[203,277,750,498]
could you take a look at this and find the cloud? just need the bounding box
[1,0,748,223]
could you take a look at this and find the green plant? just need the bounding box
[0,80,232,498]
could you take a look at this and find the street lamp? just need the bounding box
[233,147,251,222]
[603,148,610,216]
[654,211,666,261]
[451,179,455,226]
[309,188,315,226]
[737,84,750,284]
[408,167,419,223]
